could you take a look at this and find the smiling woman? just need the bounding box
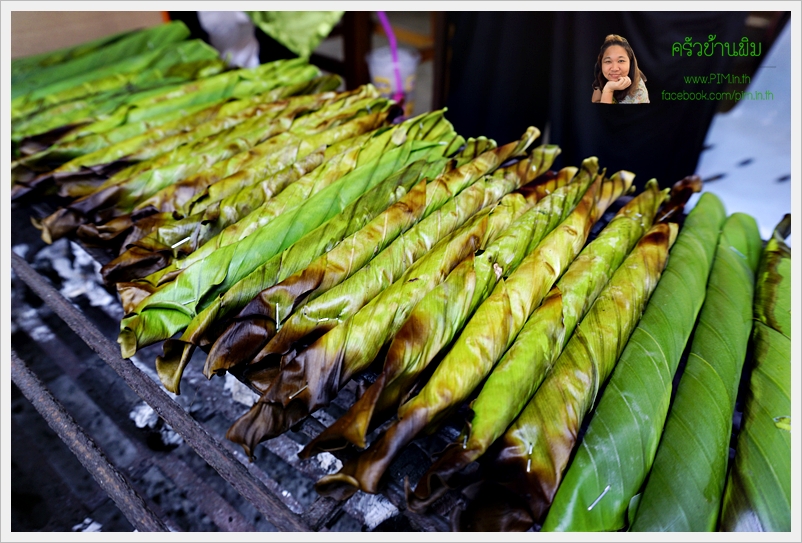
[592,34,649,104]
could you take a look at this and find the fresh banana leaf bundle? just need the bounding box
[311,167,633,501]
[301,163,595,458]
[202,134,543,379]
[223,147,564,457]
[37,85,383,244]
[12,27,142,82]
[117,111,460,361]
[12,39,223,122]
[11,21,191,99]
[719,216,791,532]
[541,190,725,532]
[629,212,762,531]
[408,177,669,513]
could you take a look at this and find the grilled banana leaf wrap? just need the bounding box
[301,165,596,458]
[224,148,563,457]
[312,164,631,501]
[410,177,670,513]
[201,130,541,376]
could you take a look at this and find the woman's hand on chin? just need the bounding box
[604,75,631,92]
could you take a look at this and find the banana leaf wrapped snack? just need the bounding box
[719,215,791,532]
[311,164,632,501]
[408,177,670,513]
[118,111,461,363]
[200,129,541,376]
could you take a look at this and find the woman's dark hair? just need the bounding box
[593,34,647,102]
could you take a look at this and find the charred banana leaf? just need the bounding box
[312,168,631,501]
[247,147,561,388]
[411,176,665,512]
[302,164,593,458]
[201,131,538,376]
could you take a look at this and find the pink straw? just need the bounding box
[376,11,405,105]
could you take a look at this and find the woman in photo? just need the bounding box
[592,34,649,104]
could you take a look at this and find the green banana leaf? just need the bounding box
[120,108,399,292]
[719,215,791,532]
[630,212,762,532]
[133,96,392,215]
[154,156,457,393]
[12,39,222,121]
[313,169,632,501]
[542,191,725,532]
[302,164,592,458]
[120,133,381,299]
[200,134,538,378]
[411,176,664,513]
[251,146,561,391]
[13,78,198,148]
[11,21,191,98]
[101,150,327,284]
[248,11,345,59]
[13,57,313,150]
[753,215,792,337]
[12,28,139,81]
[37,84,376,244]
[117,112,460,360]
[64,59,315,142]
[16,68,335,181]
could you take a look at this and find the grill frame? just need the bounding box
[9,197,462,533]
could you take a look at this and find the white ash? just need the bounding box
[32,240,117,312]
[129,402,183,447]
[72,517,102,532]
[159,425,184,447]
[316,452,343,474]
[224,373,259,406]
[344,491,398,531]
[130,402,159,429]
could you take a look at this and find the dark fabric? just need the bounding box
[444,12,749,190]
[167,12,210,44]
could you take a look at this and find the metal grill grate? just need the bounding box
[10,198,463,532]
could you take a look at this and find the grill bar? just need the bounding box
[11,349,169,532]
[11,251,308,532]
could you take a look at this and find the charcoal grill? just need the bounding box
[10,196,474,532]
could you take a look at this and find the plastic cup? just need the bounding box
[366,46,421,117]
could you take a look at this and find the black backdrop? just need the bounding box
[443,11,749,190]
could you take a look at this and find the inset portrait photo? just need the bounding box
[592,34,649,104]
